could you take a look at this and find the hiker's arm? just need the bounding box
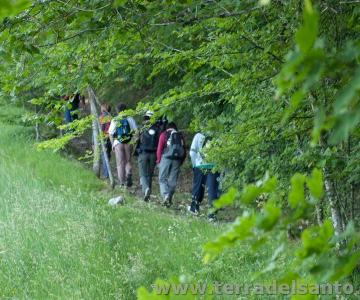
[156,132,166,164]
[189,134,199,167]
[128,117,137,132]
[108,120,116,147]
[128,117,139,142]
[181,135,187,164]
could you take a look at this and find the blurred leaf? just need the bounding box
[297,220,333,258]
[295,0,318,54]
[213,187,237,209]
[256,199,281,231]
[305,168,323,200]
[288,173,306,209]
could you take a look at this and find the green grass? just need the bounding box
[0,104,287,299]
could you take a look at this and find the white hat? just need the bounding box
[145,110,154,117]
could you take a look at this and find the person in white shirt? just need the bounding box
[188,132,220,221]
[109,103,137,187]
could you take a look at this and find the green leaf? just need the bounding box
[330,251,360,282]
[113,0,127,7]
[203,213,256,262]
[306,168,323,200]
[241,184,261,204]
[333,67,360,113]
[288,173,306,209]
[297,220,333,258]
[330,67,360,144]
[256,200,281,231]
[295,0,318,54]
[0,0,30,18]
[213,187,237,209]
[241,175,277,204]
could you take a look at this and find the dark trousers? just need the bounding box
[191,167,220,211]
[138,152,156,194]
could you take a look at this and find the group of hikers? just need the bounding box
[87,101,220,221]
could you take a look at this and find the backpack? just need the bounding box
[116,118,132,144]
[140,125,159,152]
[162,129,185,160]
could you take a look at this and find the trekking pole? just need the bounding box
[87,86,115,189]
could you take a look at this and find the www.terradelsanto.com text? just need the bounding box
[151,281,358,296]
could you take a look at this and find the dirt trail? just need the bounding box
[67,136,238,222]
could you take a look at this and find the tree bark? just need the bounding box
[323,168,343,236]
[88,86,101,177]
[35,122,40,141]
[87,86,115,188]
[34,106,40,142]
[315,201,324,226]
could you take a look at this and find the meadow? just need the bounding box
[0,104,282,299]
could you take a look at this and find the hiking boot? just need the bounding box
[144,188,151,202]
[163,194,172,207]
[126,174,133,187]
[208,213,217,222]
[187,205,199,216]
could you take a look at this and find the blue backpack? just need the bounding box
[116,118,132,144]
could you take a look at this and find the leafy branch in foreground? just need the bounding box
[36,115,93,151]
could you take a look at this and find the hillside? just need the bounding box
[0,105,281,299]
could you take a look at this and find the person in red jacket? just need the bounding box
[156,122,186,206]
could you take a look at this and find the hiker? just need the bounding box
[109,103,137,187]
[63,93,83,124]
[156,121,186,206]
[99,104,112,178]
[188,132,220,221]
[155,115,168,133]
[134,111,160,201]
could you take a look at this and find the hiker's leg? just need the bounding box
[148,152,156,191]
[64,108,72,124]
[190,167,206,211]
[102,138,112,178]
[124,144,132,177]
[101,151,109,178]
[106,138,112,160]
[191,167,206,202]
[114,144,124,184]
[118,144,127,185]
[159,158,171,199]
[138,153,148,194]
[207,172,220,208]
[168,160,181,197]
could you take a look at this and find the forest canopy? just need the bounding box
[0,0,359,298]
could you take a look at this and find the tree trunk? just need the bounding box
[87,86,115,188]
[315,201,323,226]
[323,168,343,236]
[35,106,40,142]
[88,86,101,177]
[35,122,40,141]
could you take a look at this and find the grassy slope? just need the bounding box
[0,105,280,300]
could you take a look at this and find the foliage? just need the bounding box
[36,115,93,151]
[0,0,359,299]
[0,0,29,18]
